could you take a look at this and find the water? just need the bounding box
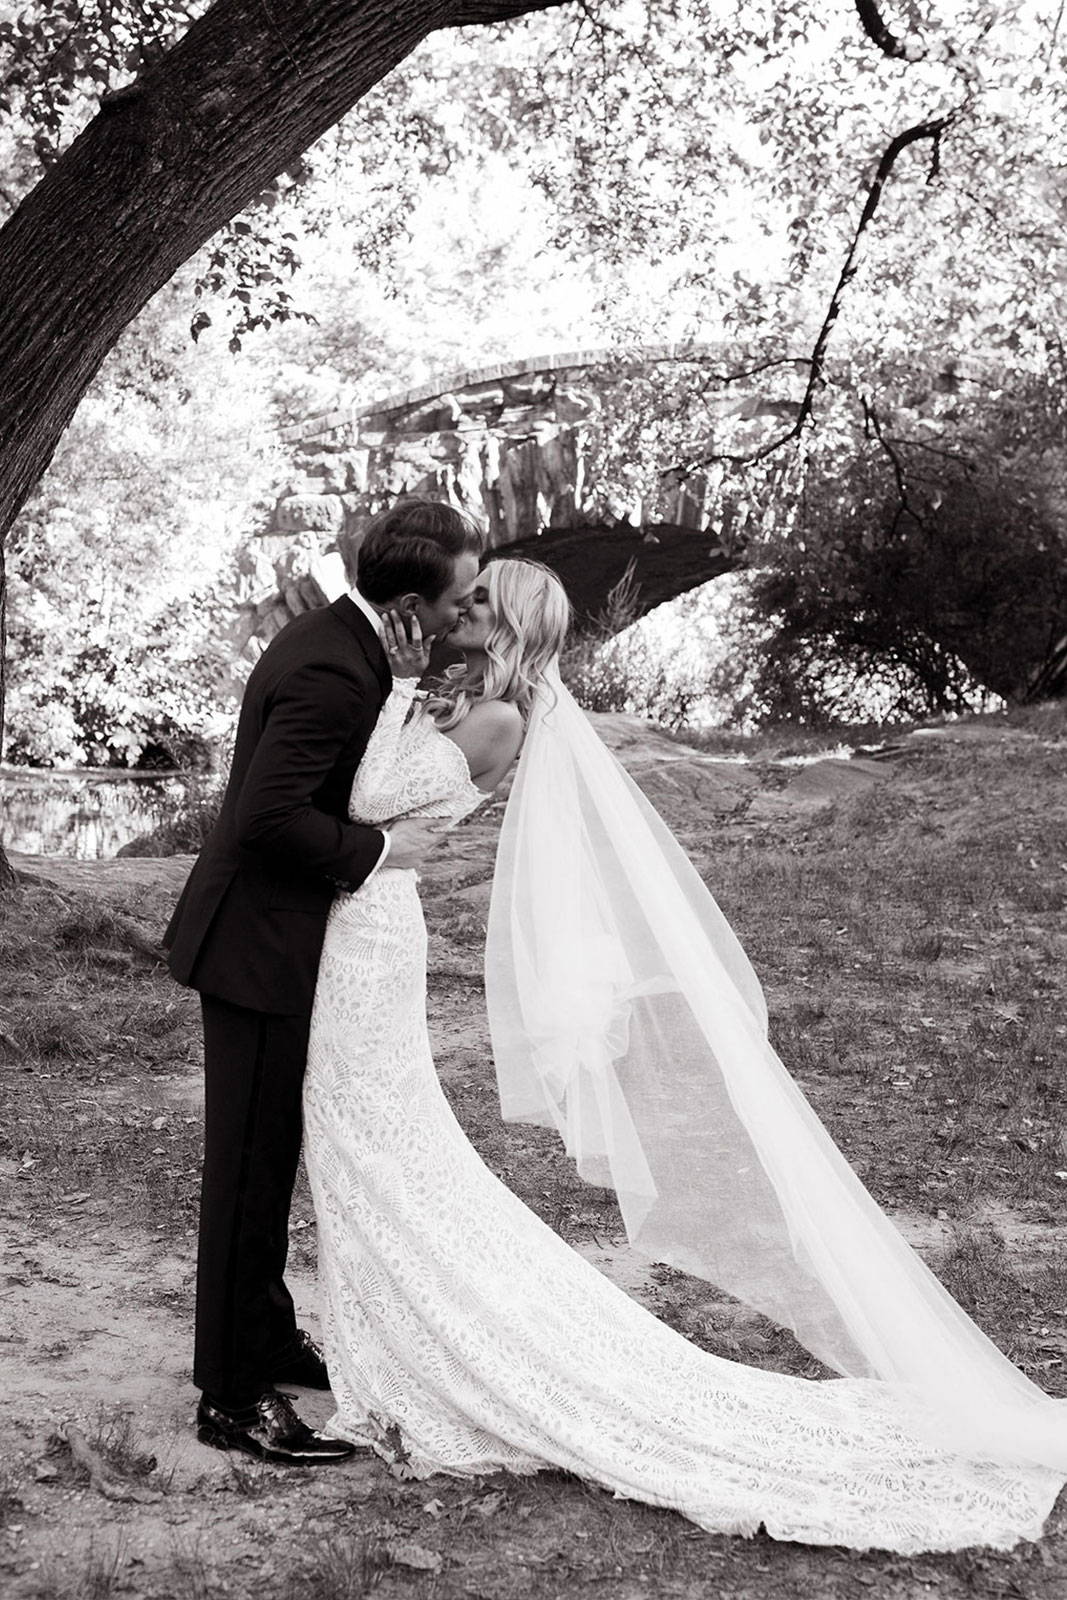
[0,767,183,860]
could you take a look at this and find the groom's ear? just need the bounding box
[395,593,420,617]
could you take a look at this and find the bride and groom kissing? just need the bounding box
[165,496,1066,1553]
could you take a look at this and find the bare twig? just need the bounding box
[83,947,136,970]
[696,356,811,392]
[862,396,923,533]
[1047,0,1065,67]
[876,430,976,470]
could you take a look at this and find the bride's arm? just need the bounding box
[357,608,432,789]
[360,677,422,770]
[353,679,444,840]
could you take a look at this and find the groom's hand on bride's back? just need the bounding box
[386,818,450,871]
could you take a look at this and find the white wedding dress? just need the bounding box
[303,680,1062,1553]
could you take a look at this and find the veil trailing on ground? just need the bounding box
[485,665,1067,1476]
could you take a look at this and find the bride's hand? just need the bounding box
[382,610,435,679]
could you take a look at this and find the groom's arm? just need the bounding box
[233,659,385,889]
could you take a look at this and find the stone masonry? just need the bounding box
[240,345,757,654]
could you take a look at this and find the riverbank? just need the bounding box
[0,767,181,860]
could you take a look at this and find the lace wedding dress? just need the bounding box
[303,681,1062,1553]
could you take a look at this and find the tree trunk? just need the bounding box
[0,0,567,886]
[0,537,12,889]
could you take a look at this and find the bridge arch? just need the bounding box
[242,344,767,650]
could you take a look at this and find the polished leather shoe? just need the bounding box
[269,1329,331,1390]
[196,1391,356,1465]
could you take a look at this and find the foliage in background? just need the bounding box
[6,595,237,769]
[2,277,272,765]
[704,362,1067,726]
[7,2,1067,370]
[3,2,1067,763]
[561,561,704,728]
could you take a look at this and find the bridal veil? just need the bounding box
[485,666,1067,1476]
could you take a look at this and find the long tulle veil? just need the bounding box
[485,665,1067,1475]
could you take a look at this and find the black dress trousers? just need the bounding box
[193,995,311,1404]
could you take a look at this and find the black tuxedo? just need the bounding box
[164,595,391,1403]
[166,594,392,1013]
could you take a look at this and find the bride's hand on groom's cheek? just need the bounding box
[383,610,434,679]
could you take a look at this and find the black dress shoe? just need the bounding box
[196,1391,356,1465]
[269,1329,331,1390]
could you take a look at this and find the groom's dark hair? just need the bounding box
[356,497,485,603]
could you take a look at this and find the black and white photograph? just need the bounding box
[1,1,1065,1595]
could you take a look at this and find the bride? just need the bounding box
[303,557,1066,1554]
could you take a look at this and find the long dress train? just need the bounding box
[303,680,1063,1554]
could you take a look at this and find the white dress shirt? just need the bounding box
[348,586,385,638]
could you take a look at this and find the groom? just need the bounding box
[165,497,483,1464]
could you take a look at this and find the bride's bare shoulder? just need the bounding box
[441,697,523,788]
[462,698,523,737]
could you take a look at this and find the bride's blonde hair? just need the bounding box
[427,558,571,730]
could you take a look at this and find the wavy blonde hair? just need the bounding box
[427,558,571,730]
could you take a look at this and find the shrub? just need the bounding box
[117,768,222,857]
[560,561,701,729]
[713,391,1067,726]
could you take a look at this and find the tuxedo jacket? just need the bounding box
[165,596,392,1015]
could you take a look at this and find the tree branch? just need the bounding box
[446,0,569,20]
[696,356,811,392]
[665,111,958,478]
[853,0,924,62]
[861,396,923,534]
[0,0,573,542]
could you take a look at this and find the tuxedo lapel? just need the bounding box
[329,595,393,698]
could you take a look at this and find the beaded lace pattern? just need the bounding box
[303,681,1061,1552]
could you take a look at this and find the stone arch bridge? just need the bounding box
[240,344,773,652]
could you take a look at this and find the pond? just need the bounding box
[0,767,184,860]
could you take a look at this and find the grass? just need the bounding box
[1,706,1065,1599]
[692,738,1067,1233]
[283,1534,395,1597]
[670,716,896,761]
[40,1408,170,1509]
[0,883,203,1248]
[69,1540,126,1600]
[73,1410,159,1483]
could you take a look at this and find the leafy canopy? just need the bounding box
[4,0,1067,757]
